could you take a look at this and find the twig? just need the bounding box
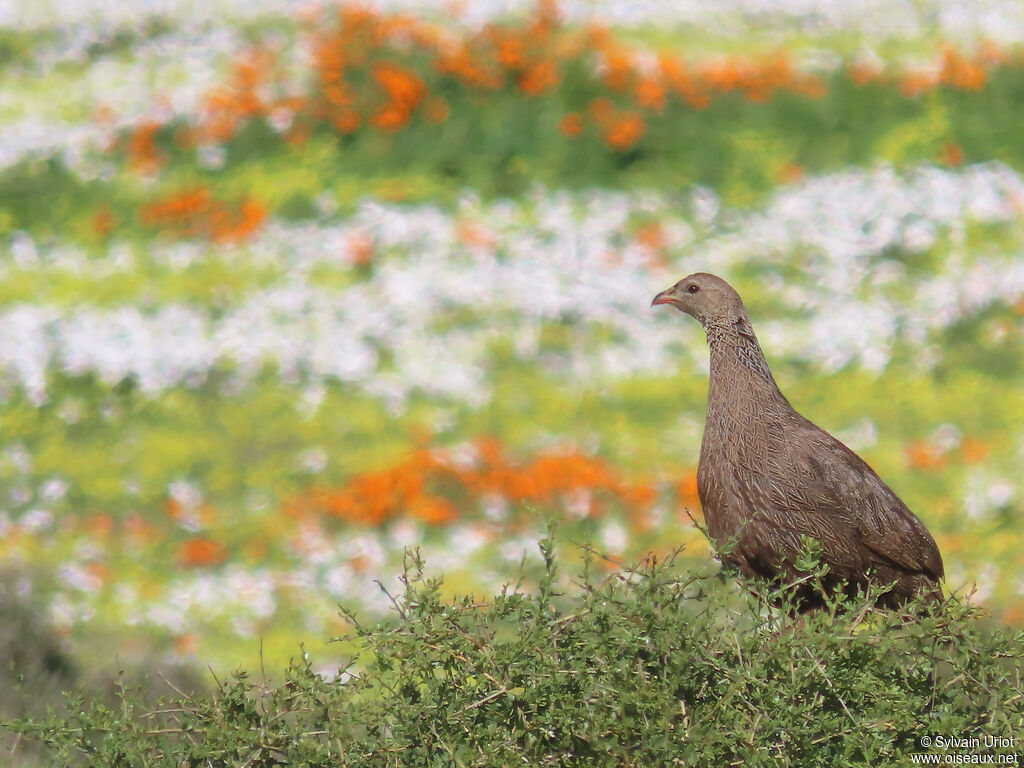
[463,687,509,712]
[374,579,406,620]
[803,648,856,725]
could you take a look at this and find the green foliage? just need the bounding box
[10,539,1024,767]
[0,572,76,767]
[4,12,1024,756]
[9,63,1024,241]
[0,569,208,768]
[0,159,118,240]
[0,28,38,71]
[4,354,1022,670]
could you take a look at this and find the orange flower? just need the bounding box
[338,5,375,31]
[140,188,265,243]
[348,230,375,266]
[332,109,361,134]
[634,221,664,250]
[211,198,266,243]
[371,103,410,131]
[314,41,346,84]
[676,473,699,501]
[289,436,662,530]
[232,48,274,91]
[530,0,559,38]
[977,39,1007,67]
[959,436,989,464]
[410,496,457,525]
[126,121,165,174]
[558,112,583,137]
[905,441,946,471]
[139,187,211,232]
[940,48,986,90]
[938,141,964,167]
[623,484,656,508]
[162,495,185,520]
[634,75,665,112]
[436,46,503,90]
[586,23,611,50]
[497,37,525,69]
[323,82,352,106]
[658,53,686,90]
[127,0,1024,183]
[475,436,505,467]
[519,59,559,95]
[456,220,494,249]
[602,112,645,151]
[601,50,633,91]
[776,162,804,184]
[700,58,744,92]
[176,537,227,567]
[372,61,425,110]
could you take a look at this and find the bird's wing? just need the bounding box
[780,419,944,580]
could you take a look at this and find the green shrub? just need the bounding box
[0,569,209,768]
[8,536,1024,766]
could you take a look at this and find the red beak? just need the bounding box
[651,288,676,307]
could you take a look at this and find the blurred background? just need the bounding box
[1,0,1023,703]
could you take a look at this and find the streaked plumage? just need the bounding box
[652,273,943,609]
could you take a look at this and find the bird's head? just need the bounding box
[651,272,745,328]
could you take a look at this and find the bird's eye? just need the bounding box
[687,284,699,294]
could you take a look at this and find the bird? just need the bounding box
[652,272,943,610]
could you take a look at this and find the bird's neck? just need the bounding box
[704,315,787,411]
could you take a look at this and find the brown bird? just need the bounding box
[652,272,943,610]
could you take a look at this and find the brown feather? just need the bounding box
[654,273,944,610]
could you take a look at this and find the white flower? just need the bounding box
[40,478,68,501]
[599,521,628,553]
[19,509,54,532]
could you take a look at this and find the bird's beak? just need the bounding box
[651,287,677,307]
